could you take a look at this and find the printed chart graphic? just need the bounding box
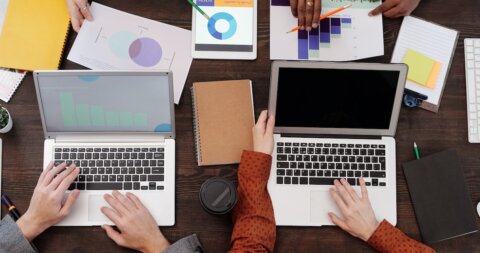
[60,92,149,128]
[107,31,163,68]
[270,0,384,61]
[298,17,352,59]
[208,12,237,40]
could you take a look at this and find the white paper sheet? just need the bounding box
[0,68,26,103]
[68,2,193,104]
[270,0,384,61]
[391,16,458,106]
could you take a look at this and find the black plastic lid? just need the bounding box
[199,177,237,215]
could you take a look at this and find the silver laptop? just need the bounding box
[267,61,407,226]
[34,70,175,226]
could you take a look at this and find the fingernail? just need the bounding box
[306,27,311,32]
[300,26,305,30]
[312,23,318,28]
[368,12,373,16]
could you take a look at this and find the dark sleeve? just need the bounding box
[228,150,276,253]
[0,215,37,253]
[162,234,205,253]
[367,220,436,253]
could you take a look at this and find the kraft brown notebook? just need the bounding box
[191,80,254,166]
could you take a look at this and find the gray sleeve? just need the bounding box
[0,215,37,253]
[162,234,205,253]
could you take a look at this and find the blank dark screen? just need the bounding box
[275,68,400,129]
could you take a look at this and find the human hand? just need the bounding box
[101,191,170,253]
[16,162,80,241]
[290,0,321,32]
[369,0,421,18]
[253,110,275,155]
[66,0,93,32]
[328,178,380,241]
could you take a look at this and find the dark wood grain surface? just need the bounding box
[2,0,480,252]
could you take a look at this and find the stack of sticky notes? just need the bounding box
[403,49,442,89]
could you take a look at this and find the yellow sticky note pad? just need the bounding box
[403,49,442,89]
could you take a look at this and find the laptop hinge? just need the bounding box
[53,134,166,143]
[280,133,382,140]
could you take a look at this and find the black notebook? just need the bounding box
[403,149,478,243]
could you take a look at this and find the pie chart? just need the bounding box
[108,32,163,68]
[208,12,237,40]
[129,38,163,67]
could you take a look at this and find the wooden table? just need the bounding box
[2,0,479,252]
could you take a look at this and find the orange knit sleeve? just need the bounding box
[367,220,436,253]
[228,150,276,253]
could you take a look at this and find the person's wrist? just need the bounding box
[16,213,45,241]
[360,220,380,241]
[142,234,170,253]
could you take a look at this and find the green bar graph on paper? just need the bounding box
[76,104,91,127]
[134,113,148,127]
[105,112,120,127]
[91,105,105,126]
[60,92,77,127]
[119,112,133,127]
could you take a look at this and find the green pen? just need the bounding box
[187,0,210,20]
[413,142,420,160]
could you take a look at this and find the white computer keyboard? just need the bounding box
[465,38,480,143]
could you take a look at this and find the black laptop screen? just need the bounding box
[275,67,400,130]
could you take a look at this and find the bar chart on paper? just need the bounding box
[270,0,384,61]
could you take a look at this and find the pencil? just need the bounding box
[187,0,210,20]
[287,3,352,33]
[413,142,421,160]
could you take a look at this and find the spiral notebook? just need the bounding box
[0,68,26,102]
[191,80,255,166]
[0,0,70,71]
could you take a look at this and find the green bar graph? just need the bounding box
[91,105,105,126]
[76,104,91,127]
[59,92,149,129]
[60,92,77,127]
[105,112,120,127]
[134,113,148,127]
[119,112,133,127]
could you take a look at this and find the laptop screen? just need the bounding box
[37,73,173,133]
[275,67,400,130]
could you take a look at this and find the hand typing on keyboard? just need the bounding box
[328,178,379,241]
[101,191,170,253]
[16,162,80,241]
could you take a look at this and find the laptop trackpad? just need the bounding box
[88,195,110,222]
[310,191,338,224]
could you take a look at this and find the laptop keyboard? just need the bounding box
[275,142,387,187]
[53,147,165,191]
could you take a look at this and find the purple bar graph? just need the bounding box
[298,30,308,59]
[309,27,319,50]
[341,18,352,24]
[271,0,290,6]
[320,18,330,43]
[331,18,341,35]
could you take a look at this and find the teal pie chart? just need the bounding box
[208,12,237,40]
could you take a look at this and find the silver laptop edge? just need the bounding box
[268,61,408,137]
[33,70,175,141]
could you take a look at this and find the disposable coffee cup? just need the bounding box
[199,177,238,215]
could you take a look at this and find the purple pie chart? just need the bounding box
[128,37,163,67]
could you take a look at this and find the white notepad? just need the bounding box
[391,16,458,112]
[0,68,26,103]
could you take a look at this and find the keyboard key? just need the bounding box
[370,172,386,178]
[284,177,291,184]
[375,149,386,156]
[277,177,283,184]
[277,155,287,161]
[277,169,286,176]
[292,177,299,184]
[134,182,140,190]
[87,183,122,190]
[309,177,335,185]
[300,177,308,184]
[124,182,133,190]
[277,162,289,168]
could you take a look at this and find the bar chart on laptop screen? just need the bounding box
[59,92,149,128]
[270,0,384,61]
